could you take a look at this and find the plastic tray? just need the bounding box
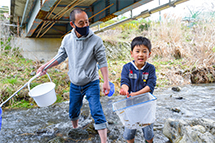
[112,92,157,129]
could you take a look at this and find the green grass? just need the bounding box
[11,99,34,108]
[29,82,40,89]
[56,94,64,103]
[213,46,215,53]
[2,77,19,85]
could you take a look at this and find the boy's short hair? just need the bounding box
[70,9,85,22]
[131,36,151,52]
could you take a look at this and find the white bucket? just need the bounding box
[28,73,57,107]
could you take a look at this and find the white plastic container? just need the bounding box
[28,73,56,107]
[112,92,157,129]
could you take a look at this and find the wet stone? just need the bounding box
[171,108,181,113]
[108,128,120,140]
[163,118,215,143]
[107,120,115,125]
[19,132,35,136]
[35,128,54,136]
[47,136,65,143]
[80,107,90,119]
[67,128,89,139]
[175,97,183,100]
[172,86,181,92]
[84,123,98,135]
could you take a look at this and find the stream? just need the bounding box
[0,83,215,143]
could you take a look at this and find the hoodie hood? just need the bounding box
[71,28,94,41]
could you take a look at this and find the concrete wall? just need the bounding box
[12,37,62,61]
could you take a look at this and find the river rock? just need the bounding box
[175,97,183,100]
[163,118,215,143]
[172,86,181,92]
[171,107,181,113]
[47,137,65,143]
[191,67,215,83]
[68,128,89,139]
[83,122,98,134]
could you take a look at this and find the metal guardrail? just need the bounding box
[94,0,189,34]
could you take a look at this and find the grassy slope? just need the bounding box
[0,51,69,108]
[98,16,215,87]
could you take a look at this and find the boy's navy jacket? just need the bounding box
[121,61,156,94]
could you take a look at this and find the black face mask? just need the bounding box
[74,23,89,36]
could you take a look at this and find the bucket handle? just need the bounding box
[28,72,52,92]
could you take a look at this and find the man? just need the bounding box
[37,9,110,143]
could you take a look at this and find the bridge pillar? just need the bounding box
[12,37,62,61]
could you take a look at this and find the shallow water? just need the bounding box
[0,83,215,143]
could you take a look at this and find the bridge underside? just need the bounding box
[9,0,189,61]
[10,0,152,38]
[10,0,188,38]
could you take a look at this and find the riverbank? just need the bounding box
[1,48,214,109]
[1,16,215,109]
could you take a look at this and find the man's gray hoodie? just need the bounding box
[54,29,107,86]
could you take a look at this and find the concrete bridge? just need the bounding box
[10,0,188,61]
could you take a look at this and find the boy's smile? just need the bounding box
[131,45,151,69]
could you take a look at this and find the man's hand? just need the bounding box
[119,88,130,98]
[103,81,110,96]
[37,64,48,76]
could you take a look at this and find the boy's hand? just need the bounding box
[129,92,136,97]
[119,88,129,98]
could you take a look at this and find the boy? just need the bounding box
[119,36,156,143]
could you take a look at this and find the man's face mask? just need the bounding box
[73,23,89,37]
